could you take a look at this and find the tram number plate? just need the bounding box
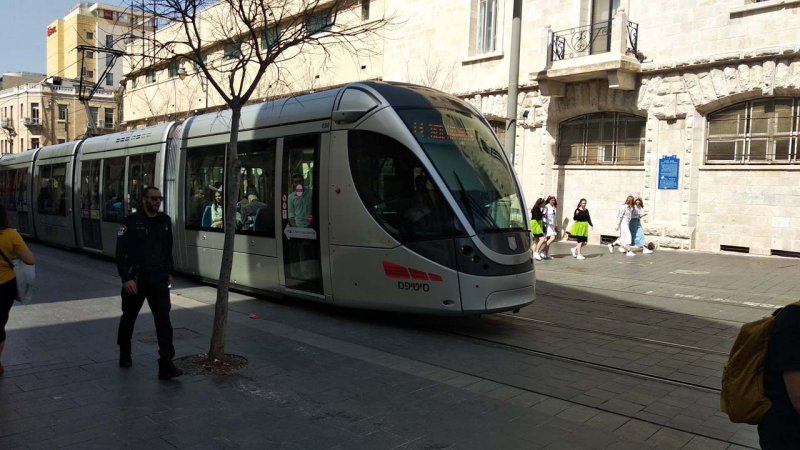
[397,281,430,292]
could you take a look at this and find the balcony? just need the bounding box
[535,8,642,97]
[23,117,41,127]
[0,118,12,130]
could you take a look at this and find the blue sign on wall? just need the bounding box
[658,156,680,190]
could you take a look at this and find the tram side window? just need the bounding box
[16,169,28,211]
[185,145,225,230]
[0,171,8,211]
[103,157,126,222]
[128,153,156,213]
[80,160,101,220]
[237,139,276,236]
[37,163,67,216]
[0,170,16,211]
[348,130,463,243]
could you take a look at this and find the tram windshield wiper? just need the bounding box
[452,171,499,232]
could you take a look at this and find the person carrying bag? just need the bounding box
[0,250,35,302]
[0,205,36,375]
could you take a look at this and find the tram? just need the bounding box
[0,82,535,314]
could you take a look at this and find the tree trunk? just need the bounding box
[208,105,242,360]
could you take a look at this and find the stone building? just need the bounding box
[0,78,117,154]
[122,0,800,256]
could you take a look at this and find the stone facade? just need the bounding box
[0,80,118,154]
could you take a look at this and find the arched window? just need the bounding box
[557,112,645,165]
[707,98,798,164]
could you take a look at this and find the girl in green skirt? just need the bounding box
[530,198,545,260]
[569,198,593,260]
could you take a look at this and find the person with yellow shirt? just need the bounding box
[0,206,36,376]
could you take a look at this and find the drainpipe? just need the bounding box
[505,0,522,165]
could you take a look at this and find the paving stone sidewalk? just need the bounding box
[3,243,795,449]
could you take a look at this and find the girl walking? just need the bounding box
[630,196,654,254]
[608,195,635,256]
[569,198,593,260]
[540,196,558,259]
[530,198,546,261]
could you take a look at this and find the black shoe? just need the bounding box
[158,362,183,380]
[119,354,132,368]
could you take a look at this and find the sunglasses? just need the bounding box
[147,196,163,201]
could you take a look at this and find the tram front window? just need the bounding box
[348,130,464,243]
[397,108,525,233]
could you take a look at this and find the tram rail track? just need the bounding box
[536,275,784,318]
[497,312,730,357]
[427,317,722,393]
[411,297,731,392]
[409,318,756,449]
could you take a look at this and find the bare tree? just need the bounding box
[122,0,389,363]
[403,52,456,92]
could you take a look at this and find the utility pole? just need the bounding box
[76,45,124,136]
[505,0,522,164]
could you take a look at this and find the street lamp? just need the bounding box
[177,64,188,80]
[176,62,208,109]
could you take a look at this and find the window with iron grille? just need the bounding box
[261,26,279,51]
[224,43,241,60]
[308,9,332,34]
[557,113,646,165]
[706,98,798,164]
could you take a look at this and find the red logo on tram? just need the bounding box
[382,261,442,282]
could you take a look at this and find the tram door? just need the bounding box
[79,159,102,250]
[280,135,322,294]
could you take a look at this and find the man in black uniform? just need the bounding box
[759,304,800,449]
[116,186,182,380]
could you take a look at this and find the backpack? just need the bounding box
[720,303,799,424]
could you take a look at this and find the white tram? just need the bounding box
[0,82,535,314]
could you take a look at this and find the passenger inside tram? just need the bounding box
[209,183,223,228]
[239,194,267,231]
[187,185,207,226]
[287,173,312,228]
[402,173,442,239]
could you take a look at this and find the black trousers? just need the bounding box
[758,408,800,449]
[116,273,174,360]
[0,277,16,342]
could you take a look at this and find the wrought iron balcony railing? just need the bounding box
[551,20,639,62]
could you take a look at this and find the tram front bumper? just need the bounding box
[485,285,536,313]
[459,270,536,314]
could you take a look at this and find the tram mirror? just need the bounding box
[333,110,368,124]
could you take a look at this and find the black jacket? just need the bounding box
[116,211,174,282]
